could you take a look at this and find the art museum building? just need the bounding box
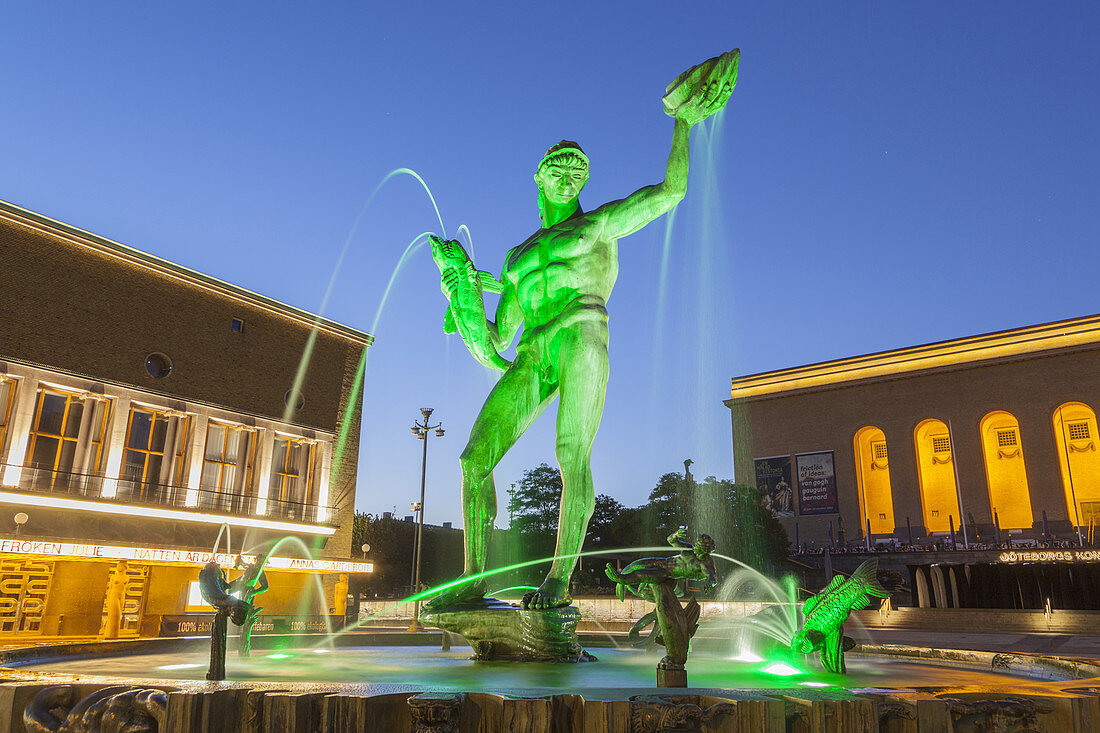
[0,198,372,637]
[726,314,1100,550]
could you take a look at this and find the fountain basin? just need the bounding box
[4,632,1100,731]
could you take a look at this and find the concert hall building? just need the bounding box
[0,199,372,637]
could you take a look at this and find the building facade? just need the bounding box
[0,199,372,636]
[726,315,1100,549]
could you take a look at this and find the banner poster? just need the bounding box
[754,455,794,517]
[795,451,840,515]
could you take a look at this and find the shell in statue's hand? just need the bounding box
[662,48,740,121]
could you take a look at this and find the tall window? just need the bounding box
[269,437,316,518]
[25,389,84,484]
[913,418,961,533]
[979,411,1032,530]
[853,426,895,535]
[120,407,188,500]
[200,422,254,512]
[0,379,14,457]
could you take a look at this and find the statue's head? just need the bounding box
[535,140,589,211]
[694,533,716,558]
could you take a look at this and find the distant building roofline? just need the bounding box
[729,313,1100,401]
[0,198,373,346]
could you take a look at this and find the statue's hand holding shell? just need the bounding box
[663,48,739,125]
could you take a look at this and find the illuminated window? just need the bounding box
[269,437,316,517]
[931,436,951,454]
[25,389,85,480]
[996,430,1018,448]
[1069,422,1091,441]
[853,426,895,535]
[0,379,14,455]
[200,422,254,511]
[872,442,888,460]
[121,407,189,499]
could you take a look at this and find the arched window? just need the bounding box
[913,418,961,533]
[978,411,1032,530]
[1053,402,1100,533]
[853,426,895,536]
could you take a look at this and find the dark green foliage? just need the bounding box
[359,463,790,596]
[352,512,463,597]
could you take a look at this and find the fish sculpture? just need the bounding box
[430,235,511,371]
[790,559,889,673]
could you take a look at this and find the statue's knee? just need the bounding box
[460,451,490,488]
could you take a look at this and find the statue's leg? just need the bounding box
[526,321,609,610]
[427,353,551,609]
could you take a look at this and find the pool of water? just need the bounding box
[17,645,1059,691]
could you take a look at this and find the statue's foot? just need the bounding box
[421,576,488,613]
[522,576,572,610]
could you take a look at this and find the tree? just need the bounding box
[507,463,562,536]
[585,494,624,546]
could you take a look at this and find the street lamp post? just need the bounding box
[407,407,443,632]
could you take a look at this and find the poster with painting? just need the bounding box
[754,455,794,517]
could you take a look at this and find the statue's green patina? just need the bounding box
[426,49,739,617]
[606,528,719,686]
[791,559,889,674]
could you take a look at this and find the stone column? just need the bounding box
[184,414,209,507]
[100,397,133,498]
[1,377,39,487]
[77,397,107,476]
[252,429,275,515]
[315,440,333,522]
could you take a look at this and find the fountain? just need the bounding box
[3,47,1100,733]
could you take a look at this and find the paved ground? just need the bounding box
[859,628,1100,659]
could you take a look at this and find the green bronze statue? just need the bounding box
[605,527,718,686]
[427,49,739,614]
[791,559,889,674]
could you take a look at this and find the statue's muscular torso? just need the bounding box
[503,210,619,349]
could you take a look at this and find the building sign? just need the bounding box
[159,614,343,637]
[998,550,1100,564]
[0,539,373,573]
[754,455,794,517]
[795,451,839,516]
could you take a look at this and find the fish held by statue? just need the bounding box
[430,235,511,371]
[791,559,888,674]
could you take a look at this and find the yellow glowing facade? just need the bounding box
[1053,402,1100,531]
[978,411,1032,530]
[853,426,895,534]
[912,419,961,533]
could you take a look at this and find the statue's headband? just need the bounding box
[538,140,589,173]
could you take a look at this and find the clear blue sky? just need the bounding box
[3,3,1099,527]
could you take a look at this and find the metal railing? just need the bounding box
[0,462,335,525]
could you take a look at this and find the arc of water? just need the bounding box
[212,524,232,558]
[282,168,449,424]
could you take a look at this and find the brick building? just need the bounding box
[0,199,372,636]
[727,315,1100,548]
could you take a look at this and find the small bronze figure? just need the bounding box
[606,528,719,687]
[198,561,251,681]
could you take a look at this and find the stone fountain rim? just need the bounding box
[3,632,1100,692]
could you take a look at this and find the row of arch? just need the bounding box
[854,402,1100,535]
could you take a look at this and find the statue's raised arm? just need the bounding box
[597,49,739,240]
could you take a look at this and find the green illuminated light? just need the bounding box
[266,653,292,660]
[762,662,801,677]
[732,649,763,663]
[799,681,829,688]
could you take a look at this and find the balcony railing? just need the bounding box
[0,462,336,525]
